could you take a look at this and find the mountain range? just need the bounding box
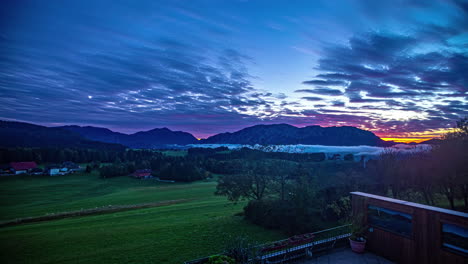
[201,124,390,146]
[59,125,198,148]
[0,121,124,150]
[0,120,398,149]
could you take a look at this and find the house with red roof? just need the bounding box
[10,162,38,174]
[133,169,152,179]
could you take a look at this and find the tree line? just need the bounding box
[0,148,162,164]
[366,118,468,210]
[2,118,466,233]
[214,118,468,234]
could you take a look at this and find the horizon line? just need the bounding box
[0,118,438,143]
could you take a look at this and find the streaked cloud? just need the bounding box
[0,0,466,139]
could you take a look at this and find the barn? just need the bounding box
[133,169,152,179]
[46,165,62,176]
[10,162,38,174]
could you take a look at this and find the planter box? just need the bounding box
[349,238,366,253]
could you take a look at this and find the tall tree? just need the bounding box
[215,161,273,202]
[432,118,468,209]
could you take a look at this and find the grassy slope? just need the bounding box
[0,172,212,221]
[0,173,284,264]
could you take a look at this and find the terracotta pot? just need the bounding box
[349,238,366,253]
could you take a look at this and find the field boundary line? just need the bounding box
[0,199,193,228]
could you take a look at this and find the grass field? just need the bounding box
[161,150,188,157]
[0,173,284,264]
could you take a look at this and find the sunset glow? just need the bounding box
[381,138,433,144]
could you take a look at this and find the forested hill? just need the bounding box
[0,121,124,150]
[59,126,198,148]
[201,124,390,146]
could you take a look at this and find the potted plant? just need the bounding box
[349,219,368,253]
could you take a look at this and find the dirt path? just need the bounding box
[0,199,191,228]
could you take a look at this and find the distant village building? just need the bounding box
[30,168,44,175]
[49,168,61,176]
[328,154,342,161]
[0,161,81,176]
[62,161,82,172]
[45,162,82,176]
[0,164,14,175]
[46,165,62,176]
[133,169,152,179]
[10,162,38,174]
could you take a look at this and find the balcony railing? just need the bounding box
[184,224,351,264]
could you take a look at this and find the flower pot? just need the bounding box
[349,238,366,253]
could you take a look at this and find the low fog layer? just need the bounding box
[190,144,432,157]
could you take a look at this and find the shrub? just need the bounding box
[207,255,235,264]
[344,154,354,161]
[158,161,206,182]
[99,163,134,178]
[320,196,351,221]
[223,235,257,263]
[244,199,320,235]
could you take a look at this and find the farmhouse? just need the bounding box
[30,168,44,175]
[133,169,152,179]
[46,165,61,176]
[0,164,14,175]
[62,161,82,172]
[45,162,82,176]
[10,162,37,174]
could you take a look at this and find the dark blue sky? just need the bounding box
[1,0,467,140]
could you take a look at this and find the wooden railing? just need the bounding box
[254,224,351,264]
[184,224,351,264]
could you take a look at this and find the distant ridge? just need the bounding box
[59,125,198,148]
[200,124,391,146]
[420,138,443,145]
[0,121,124,150]
[0,120,396,148]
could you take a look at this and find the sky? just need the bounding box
[1,0,467,141]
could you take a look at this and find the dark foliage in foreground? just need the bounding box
[368,118,468,210]
[244,199,319,234]
[215,118,468,234]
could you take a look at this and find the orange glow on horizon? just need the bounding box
[378,128,455,144]
[381,137,433,144]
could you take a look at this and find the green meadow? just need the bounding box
[0,173,284,264]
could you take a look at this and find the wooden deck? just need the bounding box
[300,247,394,264]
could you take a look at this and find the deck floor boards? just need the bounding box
[300,247,394,264]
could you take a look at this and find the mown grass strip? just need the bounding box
[0,199,191,228]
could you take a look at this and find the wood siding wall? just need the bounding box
[351,192,468,264]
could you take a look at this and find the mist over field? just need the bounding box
[190,144,432,158]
